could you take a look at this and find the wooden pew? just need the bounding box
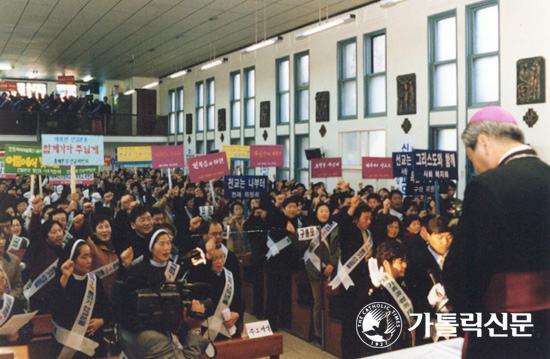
[204,332,283,359]
[323,283,342,358]
[290,271,313,341]
[28,314,53,359]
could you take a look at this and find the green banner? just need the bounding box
[4,145,98,176]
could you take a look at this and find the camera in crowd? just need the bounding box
[134,281,213,333]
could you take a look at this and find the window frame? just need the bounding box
[244,66,256,128]
[294,51,310,123]
[276,56,291,125]
[364,30,387,117]
[230,70,241,129]
[466,0,500,108]
[195,81,205,132]
[276,135,290,180]
[429,11,457,111]
[339,129,387,168]
[176,86,184,134]
[168,89,176,135]
[337,37,358,120]
[206,77,215,132]
[294,134,309,185]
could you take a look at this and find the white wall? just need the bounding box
[159,0,550,196]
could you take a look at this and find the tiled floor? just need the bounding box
[243,313,339,359]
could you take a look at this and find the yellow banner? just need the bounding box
[221,145,250,160]
[117,146,152,165]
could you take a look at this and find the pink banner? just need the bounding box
[362,157,394,179]
[249,145,284,167]
[151,145,185,169]
[311,158,342,178]
[187,152,229,183]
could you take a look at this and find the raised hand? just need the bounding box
[120,246,134,268]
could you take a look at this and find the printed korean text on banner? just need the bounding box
[41,135,104,166]
[0,157,16,179]
[0,82,17,92]
[223,175,268,199]
[117,146,153,166]
[405,170,450,196]
[392,152,413,178]
[4,145,97,176]
[50,174,95,185]
[151,145,185,169]
[362,157,393,179]
[249,145,284,167]
[104,155,111,166]
[187,152,229,183]
[221,145,250,161]
[311,158,342,178]
[412,150,458,181]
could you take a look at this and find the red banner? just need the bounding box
[104,155,111,166]
[0,82,17,91]
[187,152,229,183]
[57,76,75,85]
[311,158,342,178]
[151,145,185,169]
[362,157,394,179]
[249,145,284,167]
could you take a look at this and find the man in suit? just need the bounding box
[443,106,550,359]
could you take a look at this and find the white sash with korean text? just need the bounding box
[303,222,338,272]
[23,259,59,299]
[131,255,144,266]
[53,273,99,359]
[91,260,120,279]
[203,268,234,339]
[380,272,414,327]
[164,261,180,282]
[0,294,14,328]
[328,230,373,290]
[8,235,29,250]
[265,235,292,259]
[62,231,73,248]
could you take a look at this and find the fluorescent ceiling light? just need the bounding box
[380,0,408,7]
[296,14,355,39]
[82,75,93,82]
[142,81,159,89]
[168,69,191,79]
[0,64,12,71]
[199,58,227,71]
[242,36,283,53]
[123,89,135,95]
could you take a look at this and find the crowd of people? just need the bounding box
[0,164,461,358]
[0,91,110,134]
[0,105,547,359]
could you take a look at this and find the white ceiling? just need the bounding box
[0,0,377,82]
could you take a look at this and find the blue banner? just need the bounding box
[412,150,458,181]
[223,175,268,200]
[392,152,413,178]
